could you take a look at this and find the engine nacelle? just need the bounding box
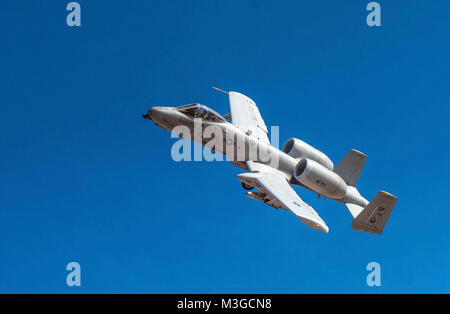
[294,158,347,199]
[282,138,334,170]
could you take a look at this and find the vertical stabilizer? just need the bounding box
[351,191,397,234]
[334,150,367,186]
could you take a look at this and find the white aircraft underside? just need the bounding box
[143,90,397,234]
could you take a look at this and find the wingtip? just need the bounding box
[319,224,329,234]
[299,217,329,234]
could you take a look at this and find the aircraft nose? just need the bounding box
[150,107,163,120]
[142,107,171,122]
[142,107,161,121]
[142,109,152,120]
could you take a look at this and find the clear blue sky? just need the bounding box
[1,1,449,293]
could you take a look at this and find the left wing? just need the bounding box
[228,92,270,144]
[242,162,329,233]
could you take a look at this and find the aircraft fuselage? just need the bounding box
[144,106,298,179]
[143,106,369,208]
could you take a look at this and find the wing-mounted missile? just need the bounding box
[246,191,283,210]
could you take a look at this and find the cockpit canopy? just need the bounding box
[177,103,226,123]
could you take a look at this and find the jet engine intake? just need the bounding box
[294,158,347,199]
[282,138,334,170]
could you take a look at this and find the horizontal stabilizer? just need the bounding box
[334,149,367,186]
[352,191,397,234]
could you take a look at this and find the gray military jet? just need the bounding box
[143,90,397,234]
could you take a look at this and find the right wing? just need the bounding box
[228,91,270,144]
[242,162,329,233]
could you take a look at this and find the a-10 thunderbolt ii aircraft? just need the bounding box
[143,89,397,234]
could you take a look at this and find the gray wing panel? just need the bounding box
[229,92,270,144]
[254,171,329,233]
